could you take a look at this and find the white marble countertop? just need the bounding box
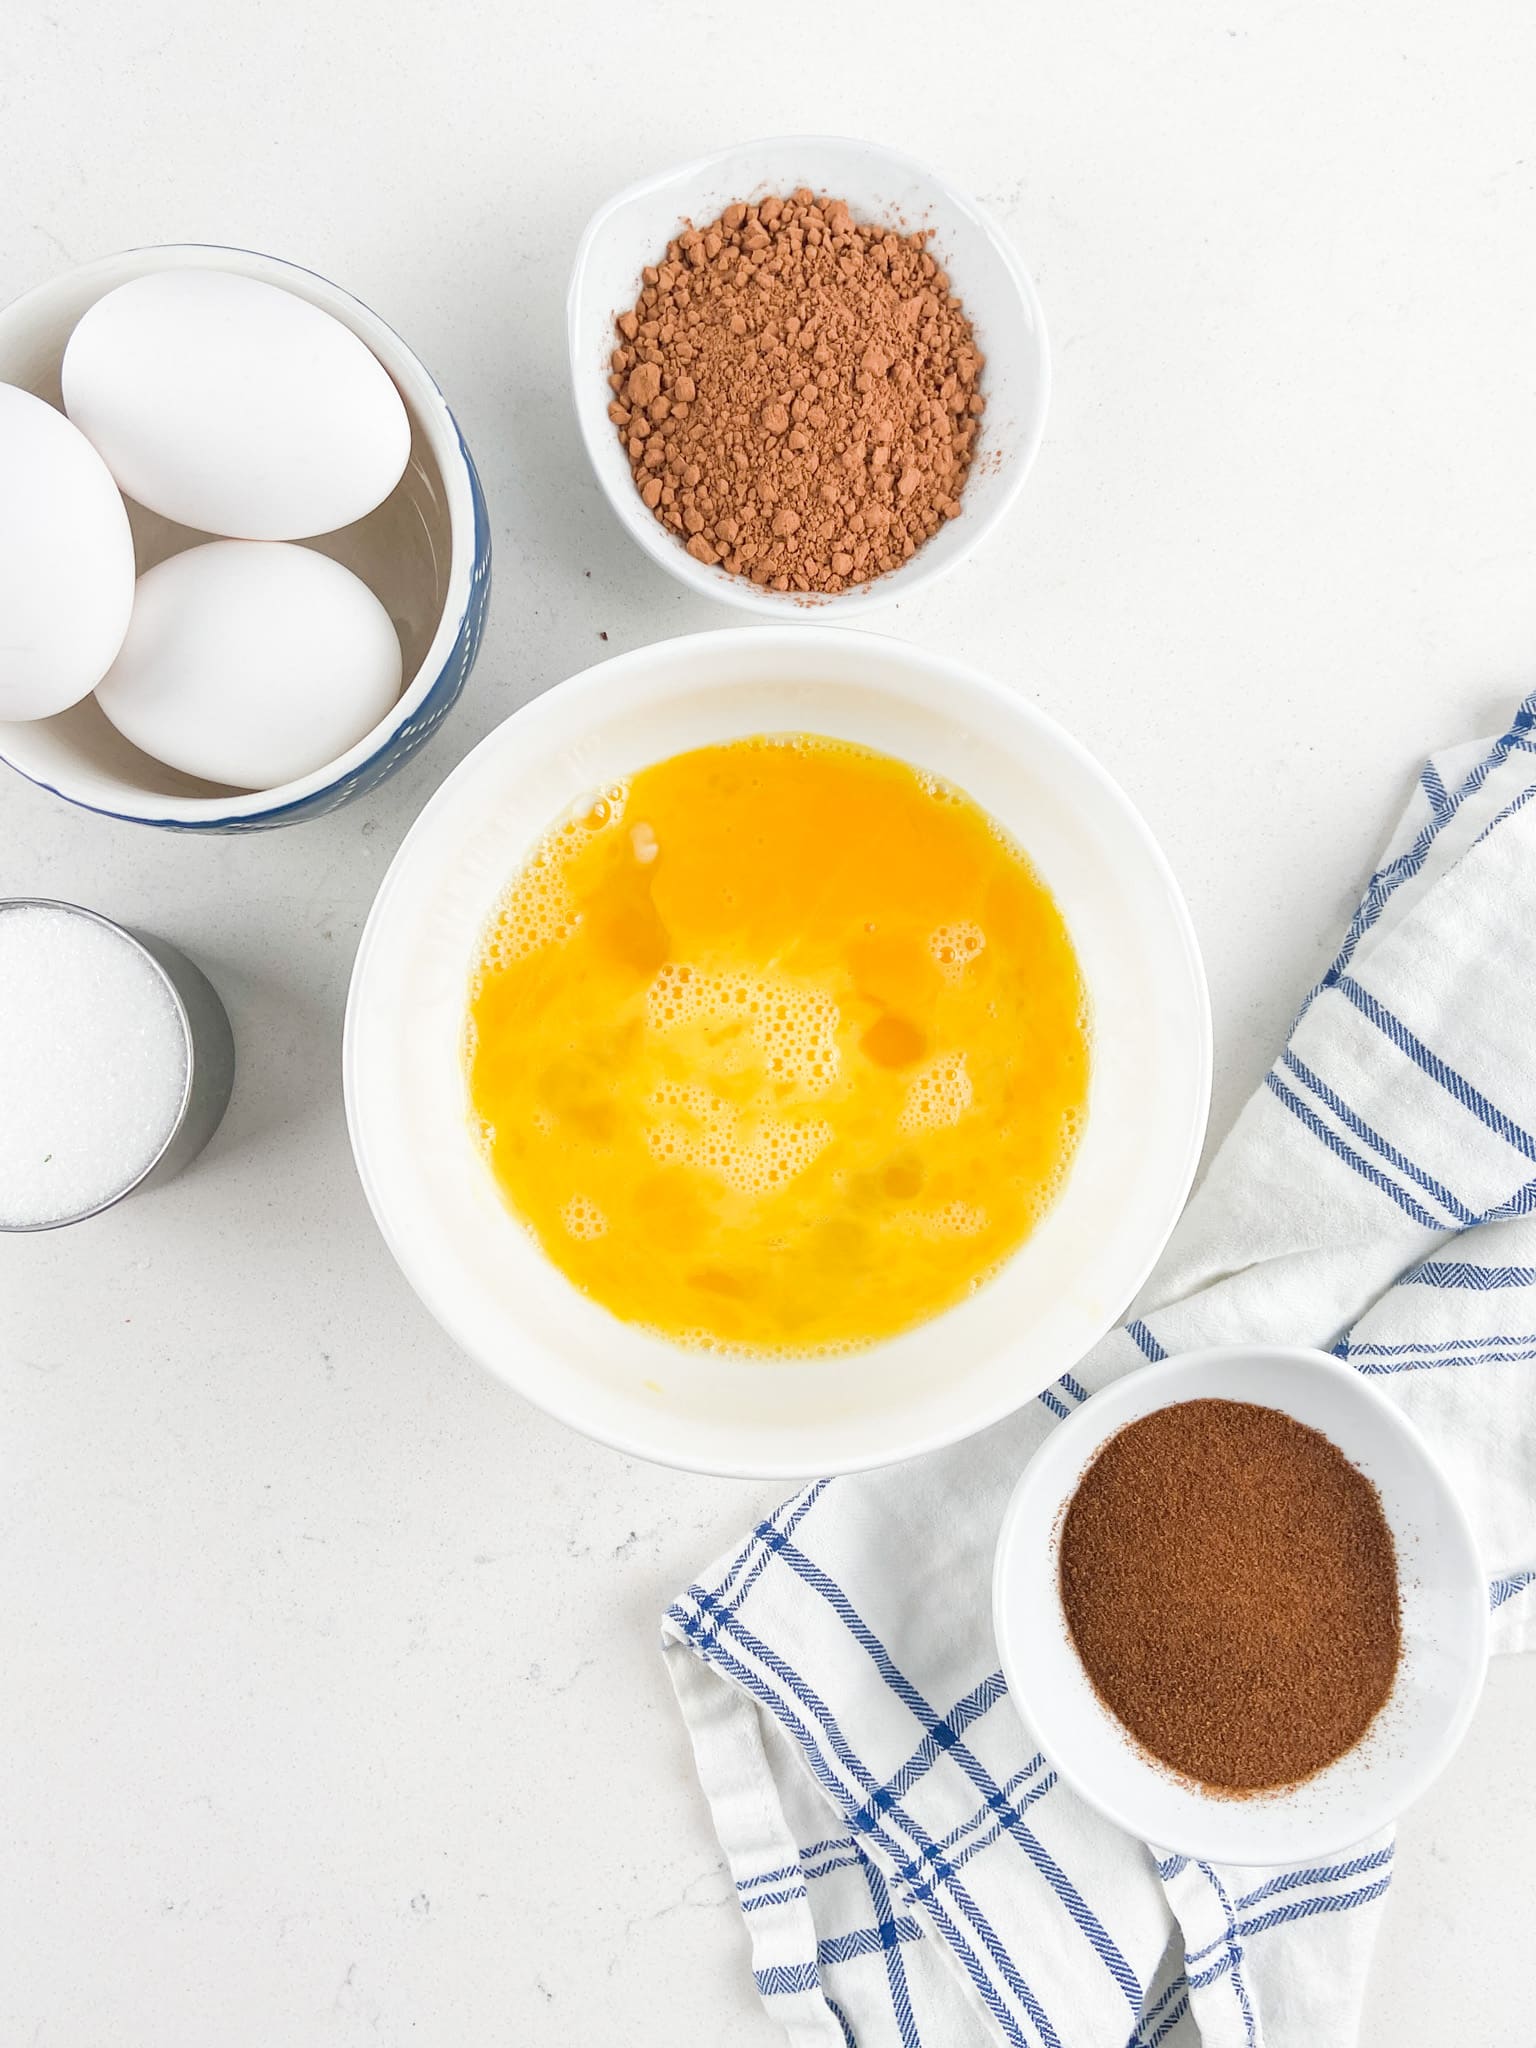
[4,2,1535,2040]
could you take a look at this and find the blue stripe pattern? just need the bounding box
[1234,1849,1393,1915]
[1140,1991,1190,2047]
[673,1594,1058,2048]
[1420,759,1452,822]
[1126,1319,1166,1362]
[1265,1070,1442,1229]
[714,1480,831,1620]
[1352,1346,1536,1376]
[741,1883,835,1914]
[1473,1170,1536,1226]
[737,1832,864,1896]
[671,1617,1040,2048]
[1038,1364,1092,1415]
[1345,1330,1536,1357]
[861,1861,920,2047]
[1472,776,1536,850]
[1402,1260,1536,1289]
[816,1914,925,1970]
[1181,1850,1397,2001]
[1233,1875,1393,1941]
[1280,1048,1477,1225]
[1197,1863,1257,2047]
[1126,1974,1191,2048]
[753,1961,821,1997]
[763,1529,1144,2015]
[1335,974,1536,1164]
[843,1673,1010,1839]
[1312,695,1535,1003]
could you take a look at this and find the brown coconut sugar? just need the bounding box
[1058,1399,1402,1794]
[607,189,985,595]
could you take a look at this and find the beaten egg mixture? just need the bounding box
[466,736,1088,1353]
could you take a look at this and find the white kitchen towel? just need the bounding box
[663,692,1536,2048]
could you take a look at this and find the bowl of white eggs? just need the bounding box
[0,245,491,830]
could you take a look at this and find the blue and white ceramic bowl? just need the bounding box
[0,245,491,830]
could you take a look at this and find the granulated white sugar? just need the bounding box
[0,904,188,1228]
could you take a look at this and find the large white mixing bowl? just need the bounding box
[344,626,1210,1476]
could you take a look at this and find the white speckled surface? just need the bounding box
[2,1,1534,2040]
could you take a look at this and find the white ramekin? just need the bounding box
[994,1345,1490,1864]
[568,137,1049,619]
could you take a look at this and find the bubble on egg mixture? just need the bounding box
[561,1193,608,1241]
[584,782,630,828]
[899,1050,974,1133]
[929,922,986,981]
[482,843,577,965]
[482,784,629,966]
[646,963,841,1092]
[1027,1107,1087,1217]
[915,770,963,805]
[651,1320,864,1361]
[902,1200,988,1239]
[647,1081,832,1196]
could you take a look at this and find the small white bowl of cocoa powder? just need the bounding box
[568,136,1050,615]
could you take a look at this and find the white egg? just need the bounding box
[0,383,136,722]
[95,541,403,791]
[62,270,413,540]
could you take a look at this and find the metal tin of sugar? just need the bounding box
[0,897,235,1232]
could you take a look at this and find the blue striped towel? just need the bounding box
[664,693,1536,2048]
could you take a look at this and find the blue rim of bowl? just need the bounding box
[0,245,493,832]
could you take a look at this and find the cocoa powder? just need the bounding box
[1058,1398,1402,1793]
[607,189,985,595]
